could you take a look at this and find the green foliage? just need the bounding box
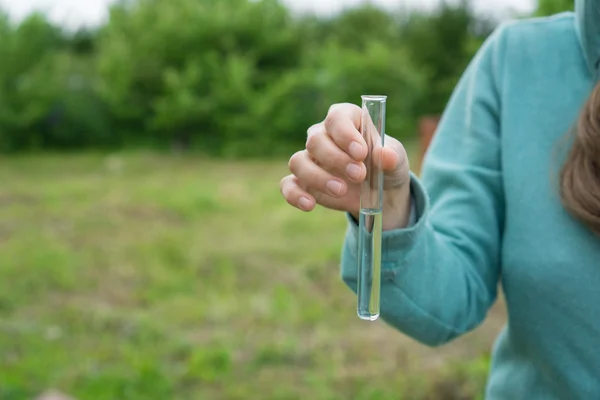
[0,12,112,151]
[400,1,495,115]
[0,0,504,155]
[95,0,310,154]
[535,0,575,16]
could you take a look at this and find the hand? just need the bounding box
[279,103,412,231]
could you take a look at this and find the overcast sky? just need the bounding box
[0,0,537,29]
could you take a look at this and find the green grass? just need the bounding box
[0,150,505,399]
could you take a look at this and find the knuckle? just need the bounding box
[323,113,336,131]
[347,102,361,114]
[306,123,324,137]
[284,188,297,205]
[343,103,362,128]
[333,102,361,117]
[288,150,305,173]
[324,106,342,129]
[305,132,318,153]
[279,176,289,195]
[280,176,299,203]
[327,103,342,115]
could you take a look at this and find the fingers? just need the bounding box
[324,103,367,161]
[306,124,366,183]
[280,173,358,213]
[288,150,348,198]
[281,103,412,213]
[280,174,315,211]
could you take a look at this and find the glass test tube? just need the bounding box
[357,95,386,321]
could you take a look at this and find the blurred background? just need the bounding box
[0,0,573,399]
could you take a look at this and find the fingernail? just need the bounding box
[349,141,363,160]
[327,180,344,196]
[346,163,362,180]
[298,196,312,210]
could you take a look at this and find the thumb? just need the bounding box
[379,146,400,172]
[371,136,410,190]
[372,136,408,172]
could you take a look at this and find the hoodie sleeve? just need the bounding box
[340,24,507,347]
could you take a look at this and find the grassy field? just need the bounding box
[0,151,506,400]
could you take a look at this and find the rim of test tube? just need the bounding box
[361,95,387,101]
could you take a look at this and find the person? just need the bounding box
[279,0,600,398]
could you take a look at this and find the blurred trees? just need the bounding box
[0,0,575,156]
[400,1,496,117]
[0,12,111,151]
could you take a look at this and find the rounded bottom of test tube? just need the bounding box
[357,312,380,321]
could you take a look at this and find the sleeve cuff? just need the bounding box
[407,188,418,226]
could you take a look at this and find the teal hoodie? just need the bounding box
[340,1,600,398]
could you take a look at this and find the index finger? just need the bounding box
[324,103,367,161]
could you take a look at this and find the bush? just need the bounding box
[0,0,506,155]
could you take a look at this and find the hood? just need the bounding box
[575,0,600,81]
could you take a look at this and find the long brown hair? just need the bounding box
[560,81,600,235]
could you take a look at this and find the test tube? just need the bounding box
[356,95,386,321]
